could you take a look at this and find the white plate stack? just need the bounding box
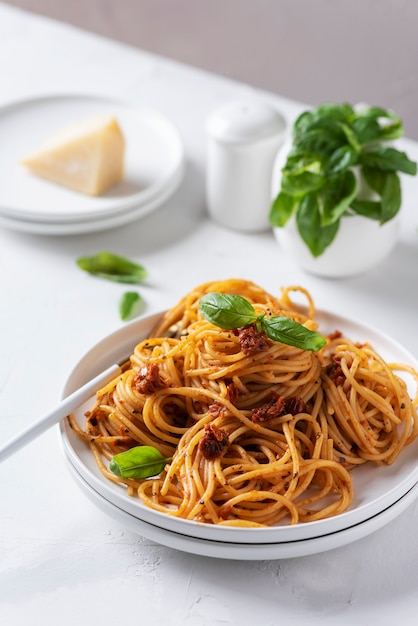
[0,95,185,234]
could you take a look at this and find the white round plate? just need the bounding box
[0,94,184,222]
[60,309,418,544]
[62,450,418,560]
[0,163,183,235]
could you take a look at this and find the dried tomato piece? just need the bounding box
[226,382,239,404]
[252,395,307,423]
[233,324,269,355]
[284,396,307,415]
[325,355,345,386]
[134,363,169,395]
[199,423,229,460]
[209,402,226,418]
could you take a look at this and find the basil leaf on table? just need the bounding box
[110,446,172,479]
[119,291,142,321]
[199,292,326,352]
[76,252,148,284]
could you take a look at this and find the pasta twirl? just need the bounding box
[68,279,418,527]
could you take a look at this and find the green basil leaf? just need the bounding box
[77,252,148,284]
[350,200,382,221]
[321,170,357,225]
[294,104,353,140]
[269,191,296,227]
[280,151,325,197]
[292,128,344,155]
[337,122,362,152]
[262,316,326,352]
[356,106,395,120]
[361,166,387,195]
[355,168,401,223]
[313,103,354,123]
[380,172,401,223]
[119,291,142,321]
[281,151,323,175]
[326,145,358,176]
[296,192,339,257]
[354,107,403,141]
[351,116,382,144]
[293,110,314,137]
[199,293,256,329]
[378,118,404,141]
[361,147,417,176]
[110,445,171,479]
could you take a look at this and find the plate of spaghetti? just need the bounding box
[61,279,418,545]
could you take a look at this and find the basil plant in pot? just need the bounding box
[269,103,417,277]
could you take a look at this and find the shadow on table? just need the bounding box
[4,158,206,258]
[346,238,417,304]
[163,499,418,622]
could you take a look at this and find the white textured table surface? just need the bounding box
[1,5,418,625]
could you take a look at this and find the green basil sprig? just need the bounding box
[270,103,417,257]
[199,292,326,352]
[77,251,147,284]
[109,445,172,479]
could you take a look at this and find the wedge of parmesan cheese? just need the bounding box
[21,115,125,196]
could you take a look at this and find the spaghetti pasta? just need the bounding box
[68,278,418,527]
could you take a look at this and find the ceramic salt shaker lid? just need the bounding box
[206,100,286,232]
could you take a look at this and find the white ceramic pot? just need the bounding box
[273,213,400,278]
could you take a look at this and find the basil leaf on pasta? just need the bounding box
[199,293,257,329]
[263,316,327,352]
[110,446,172,479]
[199,292,326,352]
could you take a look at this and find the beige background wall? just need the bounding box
[4,0,418,139]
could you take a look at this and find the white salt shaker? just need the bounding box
[206,100,286,232]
